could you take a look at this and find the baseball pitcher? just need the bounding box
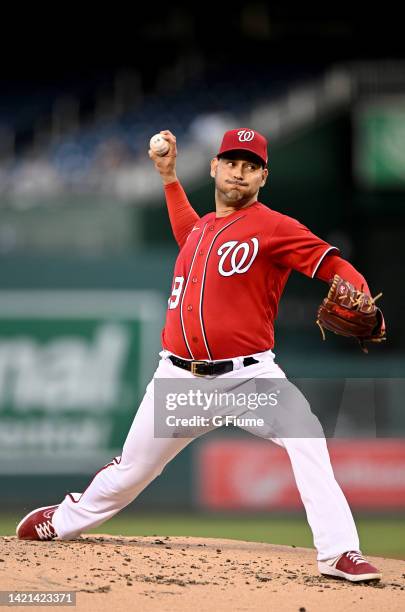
[17,128,385,582]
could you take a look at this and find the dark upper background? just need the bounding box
[2,6,404,91]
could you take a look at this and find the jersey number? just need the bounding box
[168,276,184,309]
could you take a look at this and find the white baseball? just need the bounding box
[149,134,170,156]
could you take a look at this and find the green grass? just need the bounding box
[4,514,405,559]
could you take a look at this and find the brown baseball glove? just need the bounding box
[316,274,386,353]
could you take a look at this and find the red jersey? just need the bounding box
[162,201,337,360]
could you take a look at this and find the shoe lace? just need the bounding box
[35,520,57,540]
[346,551,367,565]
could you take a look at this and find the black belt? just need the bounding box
[168,355,259,376]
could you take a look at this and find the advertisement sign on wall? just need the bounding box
[196,438,405,510]
[0,290,164,474]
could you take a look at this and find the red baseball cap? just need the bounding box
[217,128,268,166]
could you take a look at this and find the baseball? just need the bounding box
[149,133,170,156]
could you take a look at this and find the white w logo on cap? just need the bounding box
[237,129,255,142]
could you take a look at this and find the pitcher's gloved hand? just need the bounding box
[316,274,386,354]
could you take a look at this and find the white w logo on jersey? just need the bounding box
[217,238,259,277]
[237,129,255,142]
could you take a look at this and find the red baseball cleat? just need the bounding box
[318,550,382,582]
[16,505,59,541]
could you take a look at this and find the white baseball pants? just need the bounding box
[52,349,359,561]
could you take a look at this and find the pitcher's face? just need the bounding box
[211,154,268,205]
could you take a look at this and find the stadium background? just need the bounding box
[0,6,404,557]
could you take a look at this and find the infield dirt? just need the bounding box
[1,535,404,611]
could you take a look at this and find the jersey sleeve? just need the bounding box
[164,180,200,249]
[316,253,370,294]
[270,215,339,278]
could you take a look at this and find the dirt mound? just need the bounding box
[1,535,404,611]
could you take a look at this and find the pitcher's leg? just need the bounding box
[240,368,359,562]
[272,436,359,561]
[52,379,193,539]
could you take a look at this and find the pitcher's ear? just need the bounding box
[210,157,219,178]
[261,167,269,186]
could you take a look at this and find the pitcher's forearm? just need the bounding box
[316,254,370,295]
[164,180,200,248]
[161,171,178,186]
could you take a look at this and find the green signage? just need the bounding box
[0,291,165,474]
[355,98,405,188]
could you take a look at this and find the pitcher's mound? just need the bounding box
[1,535,404,611]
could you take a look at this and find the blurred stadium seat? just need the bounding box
[0,65,327,203]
